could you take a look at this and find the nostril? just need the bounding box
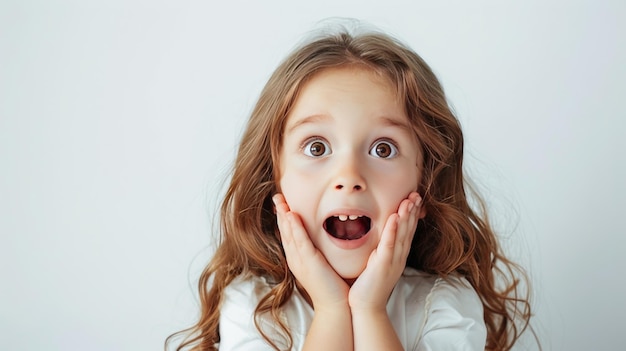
[335,184,363,191]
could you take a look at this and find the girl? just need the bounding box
[168,26,534,351]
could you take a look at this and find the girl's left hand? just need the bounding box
[348,192,422,312]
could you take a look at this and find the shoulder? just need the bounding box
[219,274,312,351]
[394,267,483,311]
[389,268,486,351]
[219,275,279,350]
[222,273,272,309]
[394,267,440,298]
[219,273,274,329]
[417,269,487,350]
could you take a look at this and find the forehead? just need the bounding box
[285,67,408,130]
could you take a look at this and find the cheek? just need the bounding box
[279,170,316,211]
[376,167,420,211]
[278,153,327,205]
[278,172,322,237]
[374,161,420,190]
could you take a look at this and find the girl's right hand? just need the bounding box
[273,194,349,311]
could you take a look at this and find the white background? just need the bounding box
[1,1,624,350]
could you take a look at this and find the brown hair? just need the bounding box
[167,28,536,351]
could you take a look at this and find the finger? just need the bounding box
[377,213,398,264]
[408,194,422,232]
[277,213,304,270]
[396,197,413,232]
[272,194,291,244]
[286,211,317,257]
[274,194,303,248]
[395,196,414,247]
[405,193,421,230]
[272,194,290,219]
[394,193,420,260]
[273,196,303,266]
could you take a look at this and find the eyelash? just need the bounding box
[300,137,399,159]
[369,139,399,159]
[301,137,331,157]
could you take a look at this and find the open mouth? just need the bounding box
[324,215,372,240]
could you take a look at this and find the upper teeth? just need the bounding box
[337,215,362,221]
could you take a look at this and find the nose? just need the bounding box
[333,157,366,192]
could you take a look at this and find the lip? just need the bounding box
[322,208,373,249]
[327,230,371,249]
[324,208,372,219]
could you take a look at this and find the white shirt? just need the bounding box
[219,267,486,350]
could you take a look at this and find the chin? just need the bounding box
[321,239,377,282]
[330,261,367,281]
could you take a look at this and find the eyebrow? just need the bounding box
[286,114,412,133]
[379,115,413,132]
[286,114,331,133]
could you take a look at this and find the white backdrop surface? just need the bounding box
[1,1,624,350]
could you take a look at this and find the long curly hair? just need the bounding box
[167,28,536,351]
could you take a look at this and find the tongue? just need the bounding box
[326,217,370,240]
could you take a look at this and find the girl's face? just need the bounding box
[278,67,422,280]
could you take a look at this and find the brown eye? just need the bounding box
[370,141,397,159]
[304,139,330,157]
